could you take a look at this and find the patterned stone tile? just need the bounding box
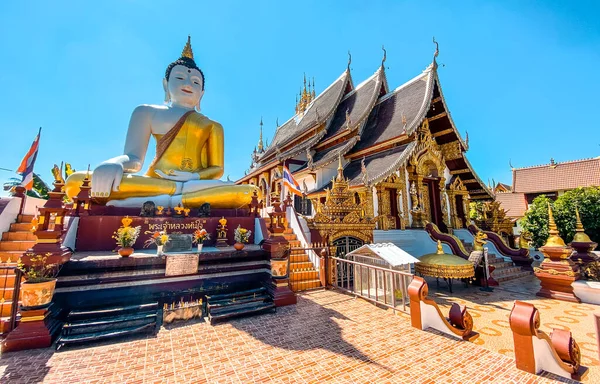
[0,287,581,383]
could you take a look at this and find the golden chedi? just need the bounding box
[570,206,598,264]
[66,36,258,209]
[535,203,580,302]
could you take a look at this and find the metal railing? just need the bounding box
[330,256,413,312]
[0,265,22,334]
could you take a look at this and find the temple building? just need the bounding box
[495,157,600,220]
[238,46,492,242]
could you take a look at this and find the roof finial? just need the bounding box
[432,36,439,60]
[257,117,264,152]
[311,77,316,99]
[336,153,344,181]
[345,108,351,129]
[381,45,387,67]
[276,117,279,127]
[181,35,194,59]
[347,50,352,70]
[465,130,469,148]
[509,159,514,170]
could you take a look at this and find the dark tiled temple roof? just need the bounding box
[309,143,415,194]
[351,69,433,153]
[259,70,351,160]
[322,68,385,141]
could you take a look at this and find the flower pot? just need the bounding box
[271,258,289,279]
[234,242,245,251]
[157,245,164,256]
[118,247,134,257]
[197,244,203,253]
[21,278,57,308]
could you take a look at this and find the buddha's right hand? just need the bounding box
[91,162,124,198]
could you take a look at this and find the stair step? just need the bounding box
[68,303,159,320]
[209,298,271,315]
[10,223,32,232]
[0,252,24,263]
[283,228,293,234]
[283,234,297,241]
[496,271,532,282]
[64,313,157,335]
[18,214,35,223]
[2,232,37,241]
[57,322,156,349]
[207,294,269,309]
[0,241,36,251]
[290,270,319,282]
[205,287,266,302]
[290,254,310,263]
[290,261,314,270]
[0,300,17,317]
[208,302,275,324]
[290,279,322,291]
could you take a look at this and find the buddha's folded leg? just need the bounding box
[182,184,259,209]
[65,171,177,201]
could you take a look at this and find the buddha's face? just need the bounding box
[163,64,204,108]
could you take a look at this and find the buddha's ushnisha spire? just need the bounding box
[181,35,194,60]
[573,206,592,243]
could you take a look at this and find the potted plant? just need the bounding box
[112,217,141,257]
[17,253,60,308]
[234,225,251,251]
[192,228,210,253]
[144,230,170,255]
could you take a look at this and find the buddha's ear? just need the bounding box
[196,90,205,112]
[162,78,170,104]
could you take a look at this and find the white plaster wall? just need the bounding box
[404,170,412,227]
[420,301,461,340]
[372,186,379,219]
[24,196,47,215]
[0,197,21,235]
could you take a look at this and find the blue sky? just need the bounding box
[0,1,598,196]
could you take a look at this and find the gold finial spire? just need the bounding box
[381,45,387,66]
[181,35,194,59]
[573,206,592,243]
[257,117,264,152]
[311,77,316,99]
[432,36,439,59]
[336,153,344,181]
[347,50,352,70]
[436,240,444,254]
[544,202,566,247]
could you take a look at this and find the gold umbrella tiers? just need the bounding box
[415,241,475,280]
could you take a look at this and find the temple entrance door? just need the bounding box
[332,236,364,289]
[387,188,400,229]
[424,178,445,231]
[455,194,465,228]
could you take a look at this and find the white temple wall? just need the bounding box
[372,186,379,219]
[404,168,412,227]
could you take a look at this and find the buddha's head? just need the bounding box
[163,36,205,110]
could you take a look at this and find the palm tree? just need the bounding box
[3,173,50,199]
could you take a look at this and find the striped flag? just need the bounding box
[282,166,303,197]
[17,128,41,190]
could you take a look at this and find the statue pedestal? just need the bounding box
[570,241,598,264]
[2,304,60,352]
[535,246,580,303]
[262,236,296,307]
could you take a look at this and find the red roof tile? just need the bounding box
[512,157,600,194]
[495,192,528,218]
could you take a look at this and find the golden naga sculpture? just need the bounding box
[472,231,488,252]
[65,36,257,209]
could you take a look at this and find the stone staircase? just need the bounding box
[462,241,531,283]
[205,287,275,325]
[283,228,322,292]
[0,214,35,334]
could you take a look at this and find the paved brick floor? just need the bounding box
[0,288,574,383]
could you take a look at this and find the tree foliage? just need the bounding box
[520,187,600,249]
[2,173,50,199]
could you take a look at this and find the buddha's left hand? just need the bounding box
[155,170,200,182]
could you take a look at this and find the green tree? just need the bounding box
[520,187,600,249]
[2,173,50,199]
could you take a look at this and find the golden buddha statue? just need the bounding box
[66,37,257,209]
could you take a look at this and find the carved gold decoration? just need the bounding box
[440,141,462,161]
[305,163,375,244]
